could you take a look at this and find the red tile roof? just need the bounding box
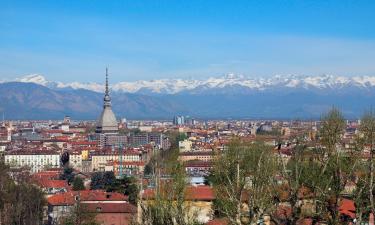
[206,218,228,225]
[83,202,137,213]
[339,198,356,219]
[185,186,215,201]
[142,185,215,201]
[35,179,69,189]
[48,190,128,206]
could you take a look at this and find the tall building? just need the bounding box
[173,115,185,125]
[96,68,119,134]
[96,69,125,148]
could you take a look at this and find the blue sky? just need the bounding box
[1,0,375,82]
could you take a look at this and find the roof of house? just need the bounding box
[142,185,215,201]
[206,218,228,225]
[35,179,69,189]
[83,202,137,213]
[48,190,128,206]
[339,198,356,219]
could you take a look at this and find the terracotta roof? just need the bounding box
[185,186,215,201]
[70,141,98,145]
[83,202,137,213]
[32,170,61,180]
[179,151,214,156]
[48,190,128,206]
[142,185,214,201]
[206,218,228,225]
[296,218,313,225]
[339,198,356,219]
[184,160,213,168]
[35,179,69,189]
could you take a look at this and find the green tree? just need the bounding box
[90,172,104,190]
[106,176,139,205]
[123,176,139,205]
[60,167,75,184]
[90,171,115,190]
[72,177,85,191]
[102,171,116,189]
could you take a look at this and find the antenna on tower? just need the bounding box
[105,67,109,95]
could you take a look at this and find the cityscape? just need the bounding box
[1,1,375,225]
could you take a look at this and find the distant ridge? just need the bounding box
[9,74,375,94]
[1,75,375,119]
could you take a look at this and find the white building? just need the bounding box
[4,150,60,173]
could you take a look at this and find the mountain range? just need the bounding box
[1,74,375,120]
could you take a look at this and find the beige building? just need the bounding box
[179,151,214,162]
[69,152,82,171]
[179,139,193,152]
[91,150,142,172]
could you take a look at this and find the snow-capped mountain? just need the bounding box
[11,74,375,95]
[3,73,375,119]
[15,74,50,86]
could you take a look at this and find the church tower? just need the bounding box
[96,68,119,134]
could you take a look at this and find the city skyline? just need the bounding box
[1,0,375,83]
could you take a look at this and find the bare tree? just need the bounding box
[315,108,358,224]
[211,140,278,225]
[356,110,375,220]
[137,160,201,225]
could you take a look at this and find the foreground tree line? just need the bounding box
[0,163,45,225]
[137,108,375,225]
[206,108,375,225]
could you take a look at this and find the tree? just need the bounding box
[60,167,75,184]
[90,172,104,190]
[0,162,46,225]
[144,163,153,176]
[72,177,85,191]
[102,171,116,189]
[123,176,139,205]
[211,140,278,225]
[137,157,201,225]
[90,171,115,190]
[315,108,358,224]
[61,198,99,225]
[106,176,139,205]
[356,110,375,222]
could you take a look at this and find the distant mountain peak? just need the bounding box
[9,73,375,95]
[16,74,49,86]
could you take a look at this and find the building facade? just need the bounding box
[5,151,60,173]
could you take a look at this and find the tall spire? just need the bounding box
[96,67,118,134]
[105,67,109,96]
[103,67,111,107]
